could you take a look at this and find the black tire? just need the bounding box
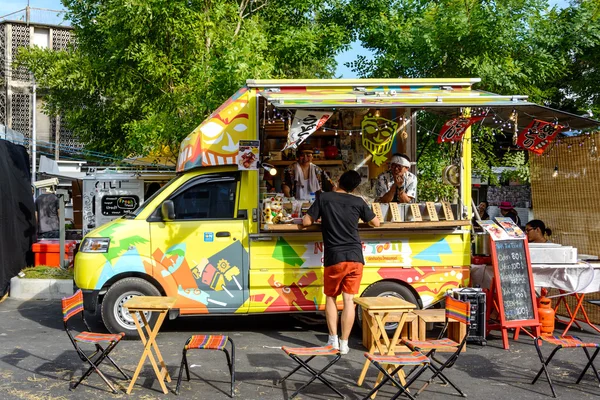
[101,277,161,340]
[357,281,420,336]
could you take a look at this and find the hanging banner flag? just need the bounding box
[437,116,486,144]
[282,110,332,151]
[516,119,563,154]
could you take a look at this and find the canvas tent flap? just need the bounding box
[177,88,256,172]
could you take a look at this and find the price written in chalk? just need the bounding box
[495,240,534,321]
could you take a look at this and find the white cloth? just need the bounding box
[293,162,320,200]
[470,262,600,294]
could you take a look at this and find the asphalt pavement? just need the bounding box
[1,298,599,399]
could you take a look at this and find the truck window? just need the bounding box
[170,180,237,220]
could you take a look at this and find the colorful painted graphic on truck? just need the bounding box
[76,218,469,315]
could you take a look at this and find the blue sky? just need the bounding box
[1,0,570,78]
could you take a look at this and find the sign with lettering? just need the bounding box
[441,201,454,220]
[408,204,422,221]
[372,203,384,222]
[425,202,439,221]
[101,195,140,216]
[490,239,538,326]
[516,119,563,154]
[437,116,486,144]
[389,203,403,222]
[283,110,332,151]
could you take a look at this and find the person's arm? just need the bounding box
[397,173,416,203]
[368,216,381,227]
[361,202,380,227]
[302,197,320,227]
[302,214,314,227]
[376,173,396,203]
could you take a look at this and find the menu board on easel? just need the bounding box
[480,219,540,349]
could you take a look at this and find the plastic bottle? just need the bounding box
[309,192,316,203]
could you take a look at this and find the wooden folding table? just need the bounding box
[354,296,416,390]
[124,296,177,394]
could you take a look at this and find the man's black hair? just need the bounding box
[338,170,362,193]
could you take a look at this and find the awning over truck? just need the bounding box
[254,80,598,131]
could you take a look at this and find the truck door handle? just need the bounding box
[216,231,231,237]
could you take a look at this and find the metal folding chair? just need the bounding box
[532,335,600,397]
[278,344,343,399]
[62,290,129,393]
[362,351,431,400]
[401,295,470,397]
[176,335,235,397]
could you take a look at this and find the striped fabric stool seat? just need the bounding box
[362,351,431,400]
[540,335,600,348]
[532,334,600,397]
[176,335,235,397]
[186,335,229,351]
[365,351,430,366]
[278,344,343,399]
[282,345,339,357]
[74,332,125,344]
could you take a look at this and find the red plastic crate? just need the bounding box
[32,240,78,268]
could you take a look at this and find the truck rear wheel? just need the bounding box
[101,277,161,340]
[357,281,420,336]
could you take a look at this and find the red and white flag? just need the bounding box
[282,110,332,151]
[437,116,486,144]
[516,119,563,154]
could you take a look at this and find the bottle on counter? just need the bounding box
[309,192,316,203]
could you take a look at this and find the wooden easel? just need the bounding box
[484,238,540,350]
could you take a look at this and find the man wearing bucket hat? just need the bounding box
[282,145,334,200]
[499,201,521,226]
[375,153,417,203]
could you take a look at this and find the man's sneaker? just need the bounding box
[339,340,350,355]
[327,336,339,350]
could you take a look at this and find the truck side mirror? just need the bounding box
[161,200,175,221]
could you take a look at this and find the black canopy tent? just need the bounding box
[0,139,36,297]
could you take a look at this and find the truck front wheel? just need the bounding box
[101,277,161,340]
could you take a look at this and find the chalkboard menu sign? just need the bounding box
[494,240,534,321]
[101,195,139,216]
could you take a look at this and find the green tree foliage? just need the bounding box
[336,0,600,189]
[16,0,349,158]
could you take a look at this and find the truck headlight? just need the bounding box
[80,237,110,253]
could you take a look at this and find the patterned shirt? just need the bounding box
[283,162,332,198]
[375,171,417,202]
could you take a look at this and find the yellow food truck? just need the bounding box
[74,78,543,337]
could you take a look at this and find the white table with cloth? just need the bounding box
[471,262,600,335]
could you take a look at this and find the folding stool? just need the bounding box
[62,290,129,393]
[279,344,343,399]
[176,335,235,397]
[532,335,600,398]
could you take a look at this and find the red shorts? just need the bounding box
[324,262,364,297]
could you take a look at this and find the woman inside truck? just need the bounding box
[281,146,334,200]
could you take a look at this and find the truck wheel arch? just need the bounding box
[98,274,165,340]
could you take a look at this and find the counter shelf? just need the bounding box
[260,220,471,232]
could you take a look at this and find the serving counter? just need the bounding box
[261,220,471,232]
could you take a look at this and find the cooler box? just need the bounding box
[32,240,78,268]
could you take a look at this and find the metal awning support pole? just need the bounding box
[31,80,37,185]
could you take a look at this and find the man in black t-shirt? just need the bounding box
[302,170,380,354]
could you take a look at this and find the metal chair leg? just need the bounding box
[176,348,188,395]
[576,347,600,384]
[532,339,559,398]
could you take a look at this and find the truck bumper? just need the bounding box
[82,289,100,314]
